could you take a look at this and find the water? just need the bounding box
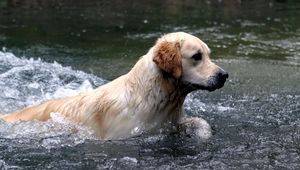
[0,0,300,169]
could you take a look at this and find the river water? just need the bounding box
[0,0,299,169]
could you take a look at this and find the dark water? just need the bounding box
[0,0,299,169]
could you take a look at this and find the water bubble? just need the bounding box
[274,18,281,22]
[120,157,138,164]
[143,19,148,24]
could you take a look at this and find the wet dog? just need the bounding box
[1,32,228,139]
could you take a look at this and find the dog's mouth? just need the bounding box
[189,82,224,92]
[206,80,226,92]
[182,74,228,93]
[180,82,216,93]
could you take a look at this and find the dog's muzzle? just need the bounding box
[180,69,229,93]
[206,69,229,91]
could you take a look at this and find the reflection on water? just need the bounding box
[0,0,300,169]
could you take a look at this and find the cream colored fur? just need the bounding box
[1,32,227,140]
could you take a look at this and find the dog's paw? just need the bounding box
[178,117,212,140]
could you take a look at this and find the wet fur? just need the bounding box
[1,32,224,140]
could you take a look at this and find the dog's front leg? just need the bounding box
[177,117,212,140]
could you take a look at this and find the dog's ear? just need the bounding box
[153,41,182,79]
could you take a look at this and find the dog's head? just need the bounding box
[153,32,228,92]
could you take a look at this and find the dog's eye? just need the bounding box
[191,53,202,61]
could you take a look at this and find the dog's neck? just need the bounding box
[124,49,186,123]
[129,48,185,97]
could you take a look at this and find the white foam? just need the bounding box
[0,51,105,112]
[185,92,234,115]
[120,157,138,164]
[217,105,234,112]
[0,51,103,146]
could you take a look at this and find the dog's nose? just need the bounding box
[222,72,229,79]
[207,69,229,91]
[217,69,229,80]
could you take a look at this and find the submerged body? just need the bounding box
[1,32,228,139]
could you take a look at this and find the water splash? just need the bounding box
[0,51,105,113]
[0,51,104,147]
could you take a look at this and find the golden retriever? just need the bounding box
[1,32,228,139]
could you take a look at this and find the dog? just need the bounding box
[1,32,228,139]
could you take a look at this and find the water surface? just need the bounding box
[0,0,299,169]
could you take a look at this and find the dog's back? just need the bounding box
[1,32,228,140]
